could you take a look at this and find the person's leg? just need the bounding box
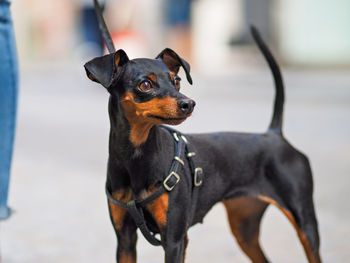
[166,0,191,27]
[0,0,19,220]
[80,5,104,56]
[230,0,272,45]
[244,0,271,41]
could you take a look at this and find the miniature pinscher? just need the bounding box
[83,1,321,262]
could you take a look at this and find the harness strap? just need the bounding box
[105,126,203,246]
[106,175,178,246]
[185,141,203,187]
[126,200,162,246]
[107,187,163,245]
[183,135,203,225]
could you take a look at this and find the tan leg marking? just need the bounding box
[183,235,189,263]
[223,196,269,263]
[109,189,132,230]
[258,196,321,263]
[140,187,169,228]
[118,252,136,263]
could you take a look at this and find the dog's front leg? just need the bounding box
[107,188,138,262]
[163,205,190,263]
[115,218,138,263]
[164,235,188,263]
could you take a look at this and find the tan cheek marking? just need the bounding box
[147,74,157,83]
[109,189,132,230]
[121,92,179,146]
[124,93,178,118]
[258,196,318,263]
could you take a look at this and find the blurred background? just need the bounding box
[2,0,350,262]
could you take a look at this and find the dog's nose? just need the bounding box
[178,99,196,114]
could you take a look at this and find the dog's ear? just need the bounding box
[156,48,193,85]
[84,49,129,89]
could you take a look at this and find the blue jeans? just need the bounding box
[166,0,192,26]
[0,0,18,220]
[81,6,104,56]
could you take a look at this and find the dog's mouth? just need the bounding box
[148,114,189,125]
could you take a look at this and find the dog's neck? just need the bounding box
[107,95,167,193]
[108,95,159,154]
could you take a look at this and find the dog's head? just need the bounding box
[84,48,195,146]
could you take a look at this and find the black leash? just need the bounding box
[105,126,203,246]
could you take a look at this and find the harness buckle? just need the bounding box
[194,167,203,186]
[181,135,188,143]
[187,152,196,158]
[173,132,179,142]
[174,156,185,166]
[163,172,180,191]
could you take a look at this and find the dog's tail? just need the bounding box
[93,0,116,54]
[251,26,284,135]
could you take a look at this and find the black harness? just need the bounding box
[105,126,203,246]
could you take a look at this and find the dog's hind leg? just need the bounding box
[258,194,321,263]
[223,196,270,263]
[259,149,322,263]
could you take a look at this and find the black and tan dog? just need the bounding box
[84,1,321,262]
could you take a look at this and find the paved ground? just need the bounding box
[1,62,350,262]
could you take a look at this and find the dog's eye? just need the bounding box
[138,80,152,92]
[174,76,181,91]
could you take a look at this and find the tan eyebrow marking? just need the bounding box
[147,74,157,83]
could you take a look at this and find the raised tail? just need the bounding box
[251,26,284,134]
[93,0,115,54]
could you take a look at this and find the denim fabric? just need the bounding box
[81,6,104,56]
[166,0,191,26]
[0,0,18,220]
